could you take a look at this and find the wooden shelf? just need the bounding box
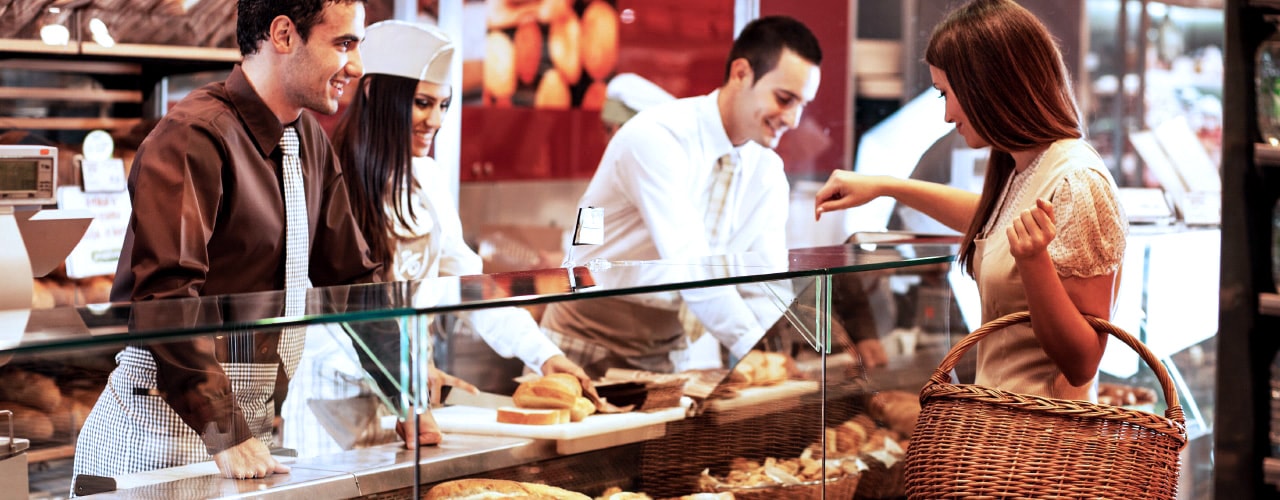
[0,87,142,103]
[0,39,79,56]
[79,42,239,63]
[1254,0,1280,10]
[0,59,141,75]
[0,117,141,132]
[1259,143,1280,167]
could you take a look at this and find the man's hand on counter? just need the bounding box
[397,411,443,448]
[541,355,598,400]
[213,438,290,480]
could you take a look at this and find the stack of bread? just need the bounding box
[425,478,590,500]
[0,367,102,444]
[496,373,596,425]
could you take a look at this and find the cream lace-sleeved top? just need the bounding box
[982,145,1128,278]
[974,138,1127,401]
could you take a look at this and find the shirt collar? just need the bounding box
[226,65,287,158]
[699,90,737,163]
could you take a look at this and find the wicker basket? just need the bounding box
[853,458,904,499]
[703,473,861,500]
[904,312,1188,499]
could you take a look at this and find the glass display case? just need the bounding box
[1,243,958,499]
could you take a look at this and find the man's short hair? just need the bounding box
[722,16,823,84]
[237,0,365,56]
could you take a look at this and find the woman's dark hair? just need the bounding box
[925,0,1082,275]
[332,74,418,276]
[237,0,364,56]
[722,16,823,84]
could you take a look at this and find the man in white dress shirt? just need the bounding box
[540,16,823,377]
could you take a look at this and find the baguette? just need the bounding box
[425,478,590,499]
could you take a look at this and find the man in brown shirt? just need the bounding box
[73,0,379,484]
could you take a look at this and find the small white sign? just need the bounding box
[80,158,127,193]
[57,186,131,278]
[571,207,603,246]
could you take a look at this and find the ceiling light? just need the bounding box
[40,23,70,46]
[88,18,113,47]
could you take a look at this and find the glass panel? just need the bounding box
[4,245,958,498]
[7,243,956,356]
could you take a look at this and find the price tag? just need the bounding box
[80,158,127,193]
[571,207,603,246]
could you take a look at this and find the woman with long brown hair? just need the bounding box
[814,0,1126,401]
[283,20,591,454]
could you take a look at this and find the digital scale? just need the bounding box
[0,147,56,206]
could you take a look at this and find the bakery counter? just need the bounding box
[3,243,956,499]
[82,434,552,499]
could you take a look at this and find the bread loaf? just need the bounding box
[597,486,652,499]
[834,419,868,453]
[496,406,569,426]
[569,397,595,422]
[425,478,591,500]
[513,374,582,409]
[0,401,54,441]
[733,350,789,386]
[868,390,921,437]
[0,368,63,412]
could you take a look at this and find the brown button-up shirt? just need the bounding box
[111,65,381,455]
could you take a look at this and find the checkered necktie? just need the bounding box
[279,126,308,374]
[280,126,308,294]
[704,153,738,252]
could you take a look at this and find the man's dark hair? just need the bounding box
[722,16,823,84]
[237,0,364,56]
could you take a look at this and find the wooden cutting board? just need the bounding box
[434,398,691,454]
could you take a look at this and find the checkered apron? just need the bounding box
[73,127,310,481]
[72,346,289,477]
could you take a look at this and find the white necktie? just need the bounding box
[279,126,308,375]
[704,153,738,253]
[678,154,739,346]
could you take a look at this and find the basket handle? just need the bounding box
[927,311,1184,422]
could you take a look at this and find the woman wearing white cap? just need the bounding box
[327,20,594,446]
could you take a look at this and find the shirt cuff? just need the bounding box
[199,413,255,456]
[513,331,566,374]
[726,331,761,360]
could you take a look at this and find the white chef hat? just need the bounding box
[361,20,454,84]
[601,73,675,126]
